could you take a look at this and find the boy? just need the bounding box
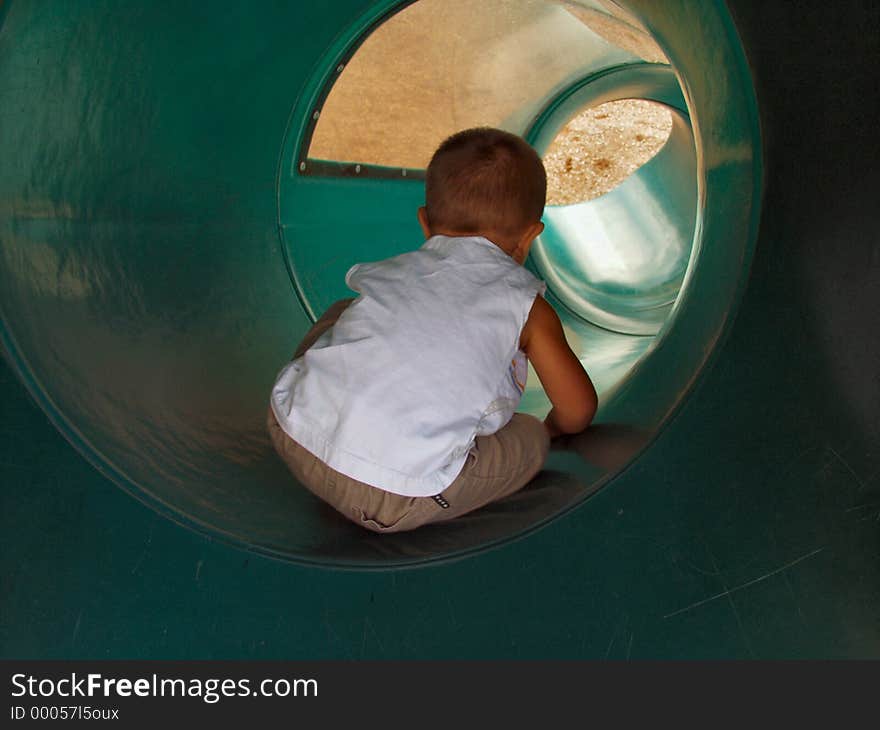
[268,127,597,533]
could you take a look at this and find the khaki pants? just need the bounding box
[267,300,550,533]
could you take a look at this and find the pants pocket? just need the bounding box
[353,508,403,533]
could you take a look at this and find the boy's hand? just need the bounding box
[520,295,598,437]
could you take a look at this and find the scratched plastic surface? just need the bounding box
[2,0,879,657]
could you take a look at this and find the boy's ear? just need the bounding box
[514,221,544,263]
[417,206,432,239]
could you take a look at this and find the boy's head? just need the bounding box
[419,127,547,260]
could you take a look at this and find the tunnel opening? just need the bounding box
[535,98,685,345]
[528,91,695,342]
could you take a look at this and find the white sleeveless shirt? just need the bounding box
[270,235,546,497]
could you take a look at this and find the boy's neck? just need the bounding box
[417,207,543,265]
[427,228,518,257]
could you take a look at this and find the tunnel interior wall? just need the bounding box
[0,0,878,656]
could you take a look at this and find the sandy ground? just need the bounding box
[309,0,672,204]
[543,99,670,205]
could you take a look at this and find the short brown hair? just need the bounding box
[424,127,546,239]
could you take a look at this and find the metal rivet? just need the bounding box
[401,169,407,177]
[312,110,320,121]
[299,161,306,172]
[336,64,345,73]
[355,164,361,174]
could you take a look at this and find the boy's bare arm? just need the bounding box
[520,295,598,438]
